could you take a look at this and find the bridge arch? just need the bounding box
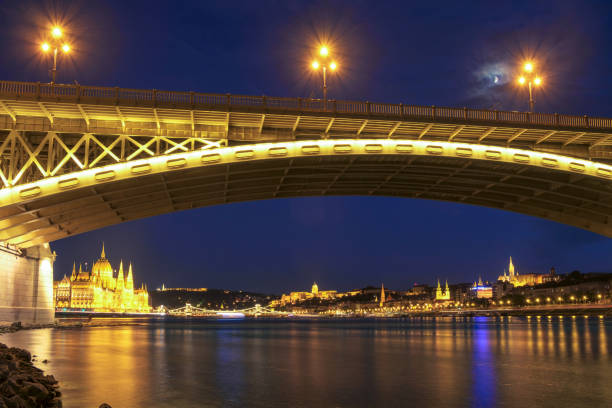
[2,137,612,248]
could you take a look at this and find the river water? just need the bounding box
[1,316,611,408]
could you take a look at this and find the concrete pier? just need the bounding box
[0,243,55,324]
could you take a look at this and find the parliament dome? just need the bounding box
[92,243,113,281]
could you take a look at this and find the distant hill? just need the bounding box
[150,289,277,310]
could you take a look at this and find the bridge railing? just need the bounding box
[1,80,611,131]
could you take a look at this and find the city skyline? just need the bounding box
[2,0,612,293]
[1,3,611,407]
[55,241,585,294]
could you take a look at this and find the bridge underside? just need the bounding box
[3,143,612,247]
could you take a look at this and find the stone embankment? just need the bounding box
[0,340,61,407]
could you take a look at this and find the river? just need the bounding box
[1,316,611,407]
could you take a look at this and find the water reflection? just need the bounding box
[471,318,495,408]
[0,317,611,407]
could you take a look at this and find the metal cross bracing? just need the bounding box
[0,130,226,188]
[1,80,612,190]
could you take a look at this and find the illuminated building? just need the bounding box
[435,280,450,300]
[53,244,151,313]
[497,257,555,287]
[379,283,386,307]
[277,282,339,306]
[472,276,493,299]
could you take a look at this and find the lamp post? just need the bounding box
[311,46,338,110]
[517,62,542,113]
[41,26,71,83]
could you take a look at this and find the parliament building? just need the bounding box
[53,244,151,313]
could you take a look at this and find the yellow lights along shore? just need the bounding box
[2,139,612,207]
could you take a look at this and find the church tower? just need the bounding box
[379,283,386,307]
[435,279,443,299]
[436,279,450,300]
[509,257,516,277]
[311,282,319,296]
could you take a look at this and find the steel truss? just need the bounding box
[0,130,226,188]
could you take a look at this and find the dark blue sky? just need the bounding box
[2,0,612,293]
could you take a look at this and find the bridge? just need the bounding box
[1,79,612,323]
[166,303,287,317]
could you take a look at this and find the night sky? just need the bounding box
[1,0,612,294]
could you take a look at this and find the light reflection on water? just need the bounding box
[1,317,611,408]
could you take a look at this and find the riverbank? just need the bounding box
[0,318,150,336]
[391,304,612,318]
[0,320,134,408]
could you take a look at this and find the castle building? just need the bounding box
[435,280,451,300]
[276,282,339,306]
[53,244,151,313]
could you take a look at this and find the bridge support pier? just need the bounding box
[0,243,55,324]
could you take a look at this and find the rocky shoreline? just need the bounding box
[0,340,61,407]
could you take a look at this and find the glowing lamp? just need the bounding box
[62,44,70,53]
[518,76,526,85]
[41,43,50,52]
[312,61,319,69]
[524,62,533,72]
[330,62,337,70]
[52,27,62,38]
[534,77,542,86]
[319,46,329,57]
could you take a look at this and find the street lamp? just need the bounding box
[311,45,338,110]
[517,61,542,113]
[40,26,71,83]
